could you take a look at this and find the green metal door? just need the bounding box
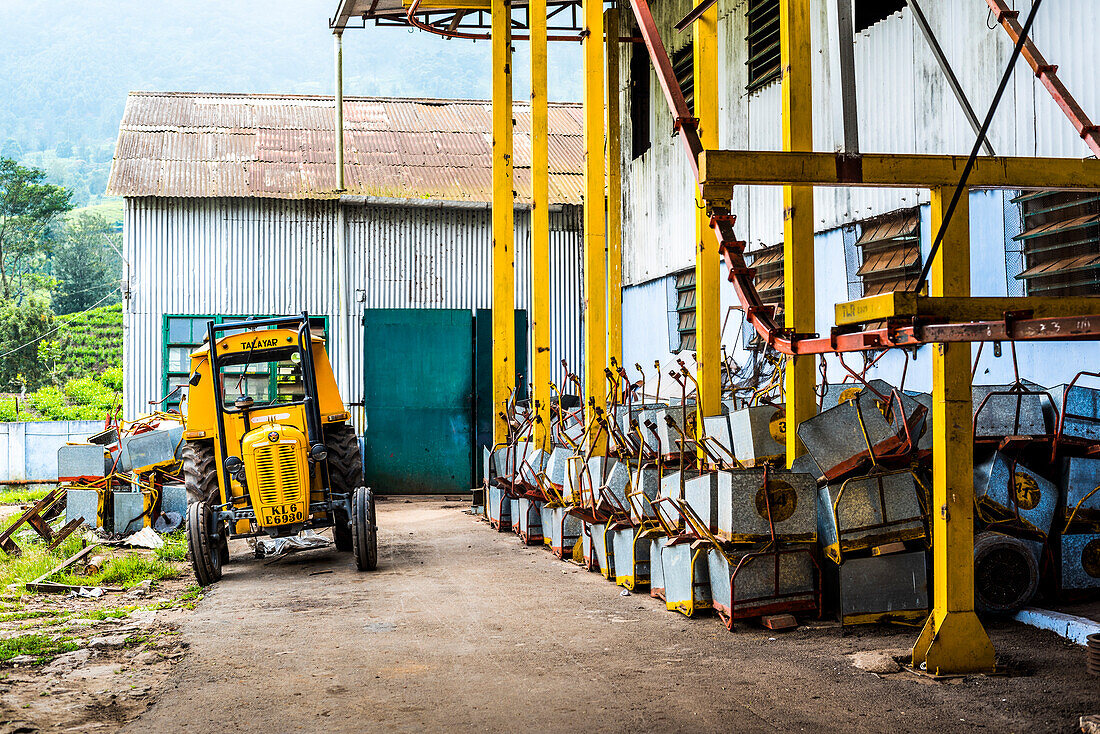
[362,309,474,494]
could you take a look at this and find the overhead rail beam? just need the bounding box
[985,0,1100,158]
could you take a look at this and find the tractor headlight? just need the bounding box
[310,444,328,462]
[224,456,243,473]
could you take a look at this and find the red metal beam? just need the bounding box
[985,0,1100,158]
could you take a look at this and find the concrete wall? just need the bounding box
[0,421,102,482]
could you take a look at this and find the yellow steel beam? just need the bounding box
[780,0,815,466]
[531,0,551,449]
[836,292,1100,326]
[698,150,1100,197]
[912,187,995,676]
[582,0,607,452]
[693,0,721,448]
[605,7,623,371]
[491,0,515,446]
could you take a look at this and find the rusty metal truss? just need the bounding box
[624,0,1100,356]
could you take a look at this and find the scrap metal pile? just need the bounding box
[56,413,188,539]
[480,353,1100,629]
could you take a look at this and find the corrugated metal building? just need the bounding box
[106,91,585,492]
[617,0,1100,389]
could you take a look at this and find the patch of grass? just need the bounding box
[0,633,79,664]
[0,535,87,597]
[155,531,187,563]
[79,608,128,621]
[56,553,179,589]
[0,485,51,506]
[0,609,65,623]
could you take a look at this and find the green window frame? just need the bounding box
[161,314,329,412]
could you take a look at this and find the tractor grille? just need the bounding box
[254,443,301,506]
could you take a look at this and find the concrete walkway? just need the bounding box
[126,498,1097,733]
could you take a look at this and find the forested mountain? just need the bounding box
[0,0,582,206]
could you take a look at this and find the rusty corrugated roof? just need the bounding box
[106,91,584,204]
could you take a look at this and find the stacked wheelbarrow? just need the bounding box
[797,380,933,625]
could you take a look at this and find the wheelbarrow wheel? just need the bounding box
[187,501,223,586]
[351,486,377,571]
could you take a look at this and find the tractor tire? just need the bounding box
[351,486,378,571]
[326,424,360,553]
[325,423,363,493]
[333,512,353,552]
[182,441,219,505]
[974,531,1039,613]
[187,501,224,586]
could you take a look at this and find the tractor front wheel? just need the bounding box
[187,501,224,586]
[351,486,377,571]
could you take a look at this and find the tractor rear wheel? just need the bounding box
[182,441,218,505]
[187,501,224,586]
[351,486,377,571]
[326,423,361,552]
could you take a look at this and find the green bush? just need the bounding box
[100,366,123,392]
[0,398,18,422]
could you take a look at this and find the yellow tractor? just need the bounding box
[180,313,376,585]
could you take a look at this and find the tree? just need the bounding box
[0,295,55,391]
[53,213,120,314]
[0,157,72,302]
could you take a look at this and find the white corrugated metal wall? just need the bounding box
[620,0,1100,283]
[122,197,584,432]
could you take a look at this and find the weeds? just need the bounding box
[155,531,187,563]
[0,634,79,664]
[0,485,51,506]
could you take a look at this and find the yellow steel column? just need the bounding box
[693,0,721,443]
[780,0,815,465]
[583,0,607,452]
[531,0,551,449]
[491,0,516,446]
[605,8,623,369]
[912,188,995,675]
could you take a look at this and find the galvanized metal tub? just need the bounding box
[729,405,786,465]
[517,497,544,545]
[661,540,711,616]
[838,550,929,625]
[1061,533,1100,590]
[1062,456,1100,529]
[590,521,615,580]
[611,525,651,590]
[819,470,927,563]
[546,506,581,558]
[717,468,817,543]
[974,451,1057,536]
[707,545,818,627]
[649,535,669,600]
[487,484,512,531]
[797,394,896,480]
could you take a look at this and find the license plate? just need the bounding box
[260,502,306,526]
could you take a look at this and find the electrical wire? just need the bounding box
[0,290,118,361]
[914,0,1044,294]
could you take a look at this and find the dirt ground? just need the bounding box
[105,497,1095,734]
[0,576,195,734]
